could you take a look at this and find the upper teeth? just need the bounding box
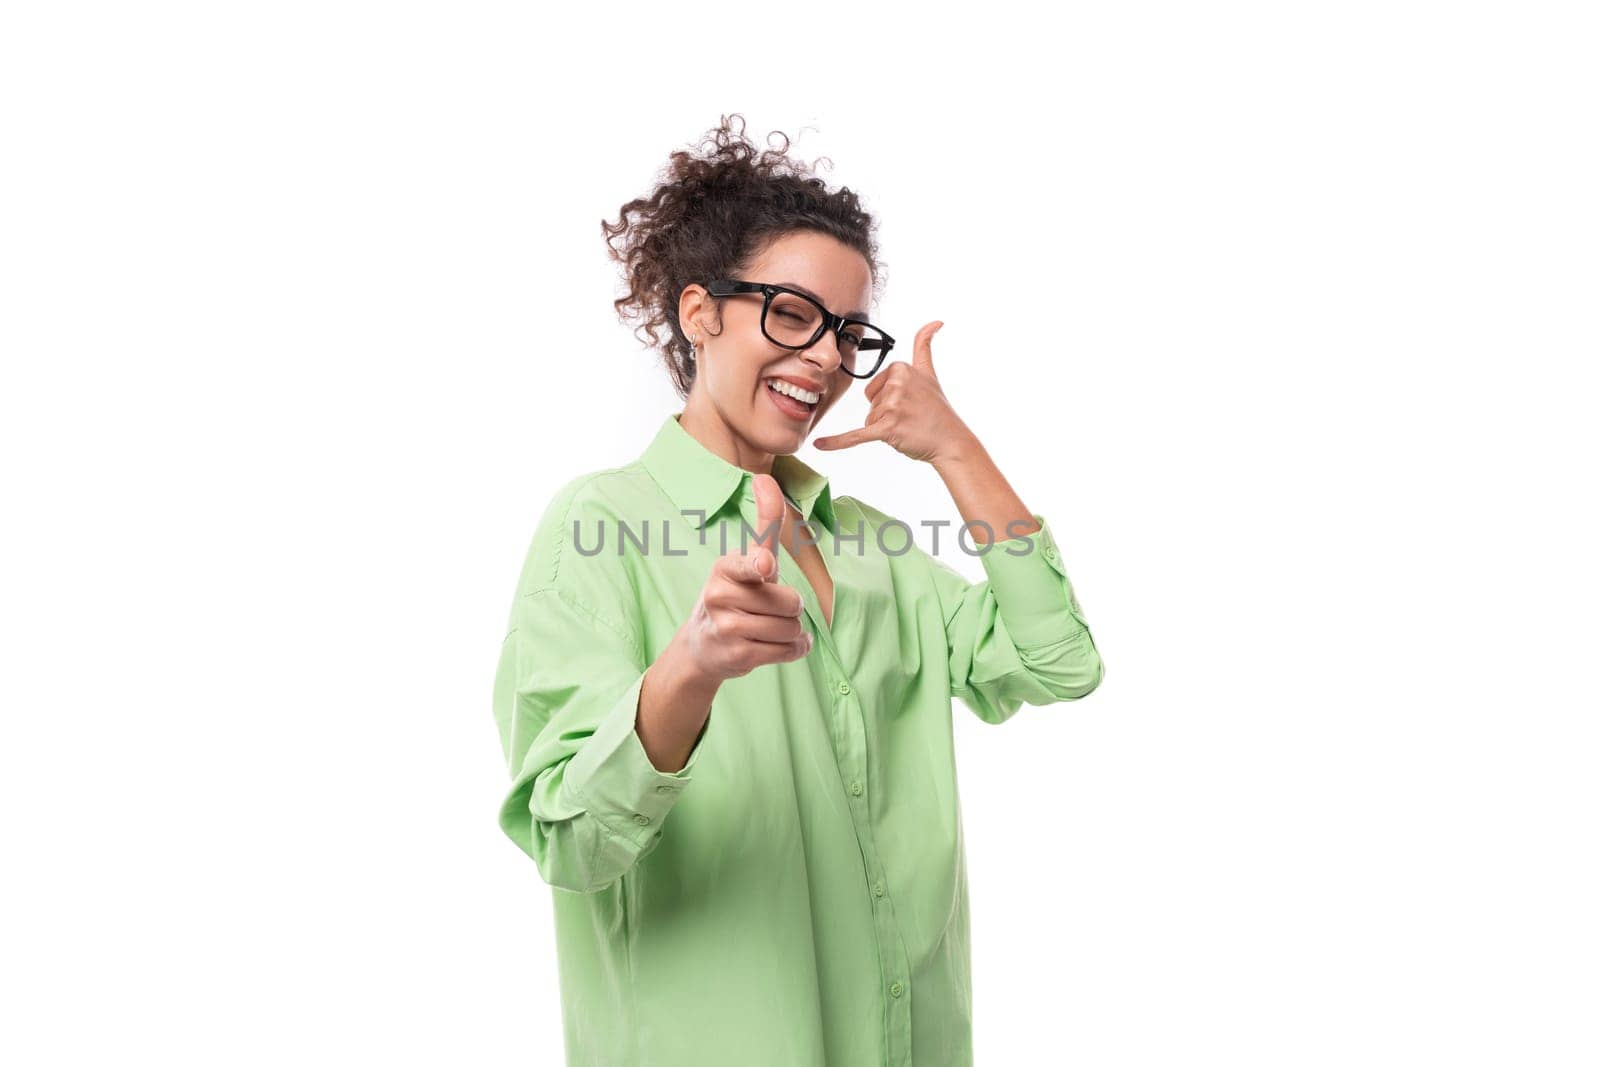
[768,379,820,404]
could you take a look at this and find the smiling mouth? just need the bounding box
[764,377,820,420]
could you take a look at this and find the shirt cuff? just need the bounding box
[559,671,706,851]
[974,512,1092,651]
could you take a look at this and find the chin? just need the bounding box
[764,424,809,453]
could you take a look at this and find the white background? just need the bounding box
[3,2,1596,1064]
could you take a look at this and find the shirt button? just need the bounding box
[836,680,851,695]
[849,781,863,797]
[632,813,651,826]
[654,785,678,793]
[889,981,904,999]
[1044,544,1057,559]
[873,881,885,898]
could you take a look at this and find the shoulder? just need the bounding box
[834,493,887,529]
[830,493,918,551]
[510,461,659,610]
[833,492,970,587]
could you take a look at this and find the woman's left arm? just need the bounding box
[815,321,1104,721]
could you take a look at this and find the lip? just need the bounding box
[763,377,818,422]
[764,373,827,399]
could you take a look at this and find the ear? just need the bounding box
[677,283,718,341]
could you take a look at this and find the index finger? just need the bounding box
[813,422,888,452]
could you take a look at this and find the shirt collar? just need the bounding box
[640,413,837,534]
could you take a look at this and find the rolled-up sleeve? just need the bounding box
[919,512,1104,724]
[492,585,707,893]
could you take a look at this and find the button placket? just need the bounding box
[836,677,862,804]
[794,561,910,1062]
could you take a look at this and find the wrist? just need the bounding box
[637,632,721,774]
[657,629,723,703]
[931,427,987,471]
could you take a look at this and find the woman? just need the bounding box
[491,115,1104,1067]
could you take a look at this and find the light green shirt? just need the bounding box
[492,412,1103,1066]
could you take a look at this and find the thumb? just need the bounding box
[749,473,785,583]
[912,320,944,378]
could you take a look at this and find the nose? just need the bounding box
[800,331,844,375]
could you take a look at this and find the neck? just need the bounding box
[677,395,776,477]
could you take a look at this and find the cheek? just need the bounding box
[707,348,765,394]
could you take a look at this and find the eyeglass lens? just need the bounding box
[763,291,887,377]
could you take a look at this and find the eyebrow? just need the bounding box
[778,281,869,321]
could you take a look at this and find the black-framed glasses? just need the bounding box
[703,279,896,379]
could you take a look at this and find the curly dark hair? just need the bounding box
[603,113,885,398]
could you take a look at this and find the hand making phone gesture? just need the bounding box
[812,321,975,463]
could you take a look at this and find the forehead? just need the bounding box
[748,231,873,318]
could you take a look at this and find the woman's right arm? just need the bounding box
[633,630,721,774]
[492,474,809,892]
[493,583,702,894]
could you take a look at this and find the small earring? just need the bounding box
[688,333,699,361]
